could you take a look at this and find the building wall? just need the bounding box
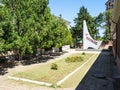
[113,33,116,57]
[105,0,115,11]
[116,18,120,73]
[112,0,120,74]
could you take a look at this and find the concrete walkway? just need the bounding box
[75,50,114,90]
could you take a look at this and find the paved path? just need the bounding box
[75,50,114,90]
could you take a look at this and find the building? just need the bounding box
[63,19,71,29]
[105,0,115,11]
[54,15,71,29]
[112,0,120,74]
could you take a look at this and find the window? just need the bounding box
[110,4,114,9]
[111,0,114,2]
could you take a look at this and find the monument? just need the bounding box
[83,20,102,49]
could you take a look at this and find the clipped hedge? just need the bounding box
[82,52,86,55]
[51,63,58,70]
[65,56,83,63]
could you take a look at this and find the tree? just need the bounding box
[73,6,95,38]
[96,10,112,41]
[104,10,112,40]
[51,15,73,49]
[2,0,34,60]
[72,6,96,47]
[0,0,72,60]
[94,13,104,39]
[2,0,52,60]
[28,0,53,52]
[0,4,14,53]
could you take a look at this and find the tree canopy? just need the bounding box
[104,10,112,40]
[71,6,110,45]
[73,6,95,40]
[0,0,73,60]
[94,10,113,40]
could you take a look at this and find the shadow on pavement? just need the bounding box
[75,47,114,90]
[0,51,68,75]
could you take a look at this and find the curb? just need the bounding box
[7,76,52,87]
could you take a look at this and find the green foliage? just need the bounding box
[51,63,58,70]
[72,6,112,44]
[93,13,105,40]
[51,15,73,48]
[65,29,73,45]
[73,6,95,39]
[94,13,104,27]
[104,10,112,40]
[71,6,100,47]
[93,10,113,41]
[0,0,73,60]
[65,56,83,63]
[0,4,14,52]
[82,52,85,55]
[1,0,52,60]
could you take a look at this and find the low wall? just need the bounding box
[112,17,120,74]
[116,56,120,74]
[62,45,70,51]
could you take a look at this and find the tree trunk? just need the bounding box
[109,26,111,40]
[59,47,62,52]
[18,50,22,61]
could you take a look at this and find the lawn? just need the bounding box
[61,54,99,88]
[13,53,96,85]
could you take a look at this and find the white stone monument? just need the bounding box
[83,20,102,49]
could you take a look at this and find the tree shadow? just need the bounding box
[0,66,8,75]
[75,47,114,90]
[0,55,19,75]
[21,51,65,65]
[0,50,68,75]
[101,41,109,47]
[21,55,54,65]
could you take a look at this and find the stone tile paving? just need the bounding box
[75,50,114,90]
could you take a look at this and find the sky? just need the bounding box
[49,0,107,26]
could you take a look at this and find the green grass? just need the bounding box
[13,53,95,85]
[61,54,99,88]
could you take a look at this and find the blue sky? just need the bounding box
[49,0,107,26]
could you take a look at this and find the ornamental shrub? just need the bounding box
[82,52,86,55]
[65,56,83,63]
[51,63,58,70]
